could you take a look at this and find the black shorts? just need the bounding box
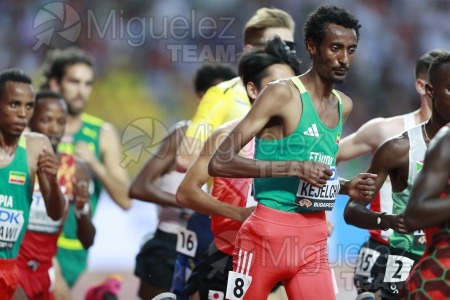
[354,237,390,294]
[134,229,178,290]
[184,242,232,299]
[379,247,421,300]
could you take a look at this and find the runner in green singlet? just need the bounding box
[40,47,131,294]
[209,6,375,300]
[0,69,65,299]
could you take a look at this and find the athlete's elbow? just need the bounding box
[343,202,356,225]
[48,209,63,221]
[175,155,190,173]
[208,155,227,177]
[116,196,132,211]
[81,231,96,249]
[176,184,191,209]
[128,184,139,200]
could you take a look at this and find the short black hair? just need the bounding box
[238,35,301,89]
[428,52,450,84]
[194,64,237,94]
[0,69,32,99]
[41,47,94,88]
[303,6,361,47]
[35,90,64,103]
[415,49,448,79]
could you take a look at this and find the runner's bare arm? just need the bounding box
[405,127,450,230]
[129,125,187,208]
[77,123,131,210]
[337,118,391,163]
[209,82,332,188]
[177,123,254,222]
[74,158,96,249]
[29,133,65,221]
[344,137,409,233]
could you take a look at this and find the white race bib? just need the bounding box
[355,247,381,276]
[295,166,339,211]
[226,271,252,300]
[383,255,414,283]
[176,227,198,258]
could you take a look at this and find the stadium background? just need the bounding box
[1,0,449,298]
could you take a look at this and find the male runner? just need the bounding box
[344,52,450,299]
[177,36,300,300]
[16,90,95,300]
[172,8,297,299]
[128,64,236,300]
[337,49,445,297]
[401,53,450,300]
[41,47,131,289]
[209,6,374,299]
[0,69,65,299]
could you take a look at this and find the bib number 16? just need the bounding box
[176,227,198,257]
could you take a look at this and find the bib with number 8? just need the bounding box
[226,271,252,300]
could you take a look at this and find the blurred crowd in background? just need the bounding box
[2,0,449,175]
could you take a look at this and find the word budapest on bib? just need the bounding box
[295,166,339,212]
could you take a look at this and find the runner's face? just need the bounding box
[57,63,93,116]
[0,81,34,138]
[309,24,357,84]
[29,98,67,150]
[431,61,450,122]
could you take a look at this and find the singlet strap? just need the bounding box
[290,76,307,94]
[290,77,342,103]
[18,134,26,149]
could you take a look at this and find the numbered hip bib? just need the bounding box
[294,166,340,212]
[176,226,198,258]
[383,254,414,283]
[226,249,253,299]
[226,271,252,300]
[355,247,381,277]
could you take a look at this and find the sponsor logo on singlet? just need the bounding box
[0,194,24,249]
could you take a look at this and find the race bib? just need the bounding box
[355,247,381,276]
[413,229,427,246]
[383,255,414,283]
[176,227,198,258]
[0,207,25,250]
[226,271,252,300]
[295,166,339,211]
[28,192,63,234]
